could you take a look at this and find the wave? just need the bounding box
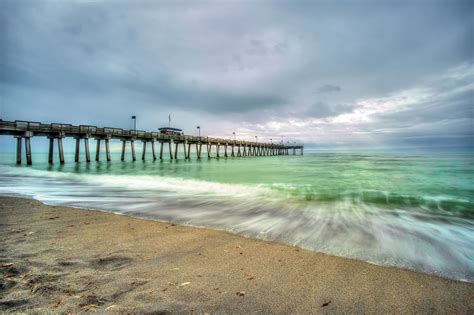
[0,164,473,282]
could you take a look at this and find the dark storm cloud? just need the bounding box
[0,0,472,148]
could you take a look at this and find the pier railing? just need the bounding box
[0,119,304,165]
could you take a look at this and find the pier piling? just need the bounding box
[48,137,54,164]
[85,138,91,162]
[16,136,22,164]
[121,140,126,161]
[152,141,157,160]
[75,138,80,162]
[95,139,101,161]
[142,141,147,160]
[25,137,32,165]
[196,143,201,159]
[105,138,111,162]
[131,140,136,161]
[58,137,65,164]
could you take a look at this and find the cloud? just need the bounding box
[317,84,342,93]
[0,0,472,150]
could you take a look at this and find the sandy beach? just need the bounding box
[0,196,472,313]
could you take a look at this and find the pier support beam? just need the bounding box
[207,143,211,158]
[121,140,126,161]
[237,145,241,157]
[152,141,157,160]
[183,141,188,159]
[174,142,179,160]
[85,138,91,162]
[224,144,228,158]
[231,145,235,157]
[58,138,65,164]
[95,139,101,161]
[216,144,220,158]
[169,141,173,159]
[196,143,201,159]
[187,142,191,160]
[105,138,111,162]
[131,140,136,161]
[16,137,22,165]
[160,142,164,160]
[48,137,54,164]
[142,141,147,160]
[75,138,80,162]
[25,137,32,165]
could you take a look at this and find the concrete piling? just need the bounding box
[169,141,173,159]
[131,140,136,161]
[121,140,126,161]
[142,141,147,160]
[182,142,187,159]
[75,138,80,162]
[187,142,191,160]
[152,141,157,160]
[58,137,65,164]
[95,139,101,161]
[196,143,201,159]
[105,138,111,162]
[174,142,179,160]
[16,137,22,165]
[48,137,54,164]
[160,142,164,160]
[216,143,220,158]
[85,138,91,162]
[25,137,32,165]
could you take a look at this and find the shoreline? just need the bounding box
[1,196,473,313]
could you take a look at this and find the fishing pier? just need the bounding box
[0,120,304,165]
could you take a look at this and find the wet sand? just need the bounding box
[0,196,473,313]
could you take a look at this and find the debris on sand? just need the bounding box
[0,263,14,268]
[78,295,106,308]
[236,291,245,296]
[105,304,118,310]
[179,282,191,287]
[321,300,331,307]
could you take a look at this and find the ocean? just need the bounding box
[0,150,473,282]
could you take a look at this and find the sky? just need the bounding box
[0,0,473,151]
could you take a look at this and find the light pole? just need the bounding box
[270,138,272,144]
[197,126,200,137]
[255,136,258,142]
[131,115,137,131]
[233,132,236,141]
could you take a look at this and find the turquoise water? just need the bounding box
[0,150,473,282]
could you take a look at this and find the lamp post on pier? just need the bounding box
[197,126,200,137]
[131,115,137,131]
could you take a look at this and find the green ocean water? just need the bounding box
[0,151,473,282]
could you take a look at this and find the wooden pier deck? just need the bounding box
[0,120,304,165]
